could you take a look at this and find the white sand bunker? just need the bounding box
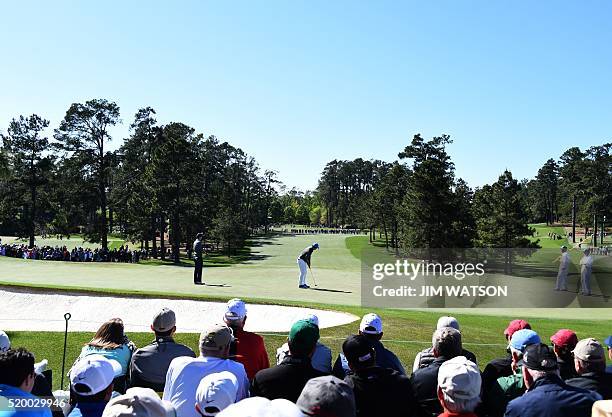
[0,288,358,333]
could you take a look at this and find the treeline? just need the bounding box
[317,134,611,250]
[0,99,281,261]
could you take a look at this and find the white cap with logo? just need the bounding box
[195,371,238,416]
[216,397,303,417]
[103,388,176,417]
[437,356,481,401]
[359,313,383,335]
[0,331,10,352]
[298,314,319,327]
[70,354,122,396]
[224,299,247,321]
[437,316,460,331]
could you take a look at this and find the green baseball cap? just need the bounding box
[288,320,319,355]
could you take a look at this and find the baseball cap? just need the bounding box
[288,320,320,355]
[224,299,247,321]
[573,338,605,362]
[0,331,10,352]
[550,329,578,348]
[504,319,531,339]
[297,375,356,417]
[359,313,382,335]
[509,329,541,352]
[152,308,176,333]
[103,388,176,417]
[438,356,481,401]
[216,397,304,417]
[437,316,460,331]
[604,336,612,348]
[523,343,558,371]
[195,372,238,417]
[70,355,122,396]
[342,335,375,365]
[312,243,319,250]
[199,324,233,353]
[299,314,319,327]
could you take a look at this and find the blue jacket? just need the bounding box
[0,384,52,417]
[504,374,601,417]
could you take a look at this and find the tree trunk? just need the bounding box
[29,184,36,248]
[160,217,166,260]
[151,214,158,258]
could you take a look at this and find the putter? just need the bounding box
[309,267,318,287]
[60,312,71,389]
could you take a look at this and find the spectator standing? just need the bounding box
[342,335,418,417]
[412,316,477,372]
[129,308,195,391]
[297,375,356,417]
[550,329,579,380]
[163,323,248,417]
[411,327,462,417]
[68,355,121,417]
[223,299,269,380]
[504,344,601,417]
[332,313,405,378]
[437,356,481,417]
[251,319,326,402]
[276,314,332,374]
[566,338,612,399]
[0,348,52,417]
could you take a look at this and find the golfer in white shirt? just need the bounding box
[163,323,249,417]
[579,248,594,296]
[555,246,570,291]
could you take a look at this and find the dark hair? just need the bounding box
[88,318,125,349]
[433,327,462,358]
[0,348,35,387]
[155,328,174,338]
[72,382,113,403]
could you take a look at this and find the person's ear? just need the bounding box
[104,384,114,401]
[195,403,202,415]
[242,317,247,326]
[437,387,445,409]
[171,326,177,335]
[522,367,532,390]
[150,325,155,333]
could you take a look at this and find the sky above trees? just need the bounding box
[1,1,611,191]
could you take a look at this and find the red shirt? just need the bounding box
[232,328,270,380]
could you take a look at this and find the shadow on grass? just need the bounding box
[309,287,352,294]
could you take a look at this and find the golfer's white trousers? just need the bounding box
[298,258,308,286]
[555,267,568,290]
[581,266,592,295]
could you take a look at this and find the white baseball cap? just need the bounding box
[195,372,238,417]
[437,356,481,401]
[70,355,122,396]
[103,388,176,417]
[437,316,460,331]
[216,397,304,417]
[224,299,247,321]
[298,314,319,327]
[0,331,10,352]
[359,313,383,335]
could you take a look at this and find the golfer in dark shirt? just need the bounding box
[193,233,204,285]
[297,243,318,289]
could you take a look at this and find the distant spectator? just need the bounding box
[342,335,417,417]
[102,387,176,417]
[592,400,612,417]
[550,329,579,380]
[78,318,134,388]
[223,299,269,380]
[276,314,332,373]
[481,319,531,390]
[251,319,326,402]
[437,356,481,417]
[297,375,356,417]
[194,372,238,417]
[129,308,195,391]
[332,313,405,378]
[68,355,121,417]
[163,323,248,417]
[216,397,303,417]
[504,343,601,417]
[482,329,541,417]
[566,339,612,399]
[412,316,477,372]
[605,336,612,374]
[411,327,462,417]
[0,348,52,417]
[0,331,9,352]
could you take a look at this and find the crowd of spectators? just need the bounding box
[1,302,611,417]
[0,242,150,263]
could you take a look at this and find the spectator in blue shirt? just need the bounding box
[68,355,121,417]
[0,348,51,417]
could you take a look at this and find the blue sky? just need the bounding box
[1,1,610,191]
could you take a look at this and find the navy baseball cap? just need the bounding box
[604,336,612,348]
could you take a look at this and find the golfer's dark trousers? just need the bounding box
[194,257,203,284]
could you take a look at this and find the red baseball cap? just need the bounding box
[504,319,531,339]
[550,329,578,348]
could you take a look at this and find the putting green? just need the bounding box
[1,234,611,320]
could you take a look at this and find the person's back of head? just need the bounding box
[102,387,176,417]
[342,335,376,372]
[151,308,176,339]
[550,329,578,363]
[216,397,303,417]
[573,338,606,375]
[199,323,233,359]
[432,327,462,359]
[359,313,383,342]
[223,299,247,331]
[288,320,319,358]
[297,375,356,417]
[70,355,120,404]
[521,343,559,390]
[437,356,481,414]
[0,348,35,392]
[89,318,125,349]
